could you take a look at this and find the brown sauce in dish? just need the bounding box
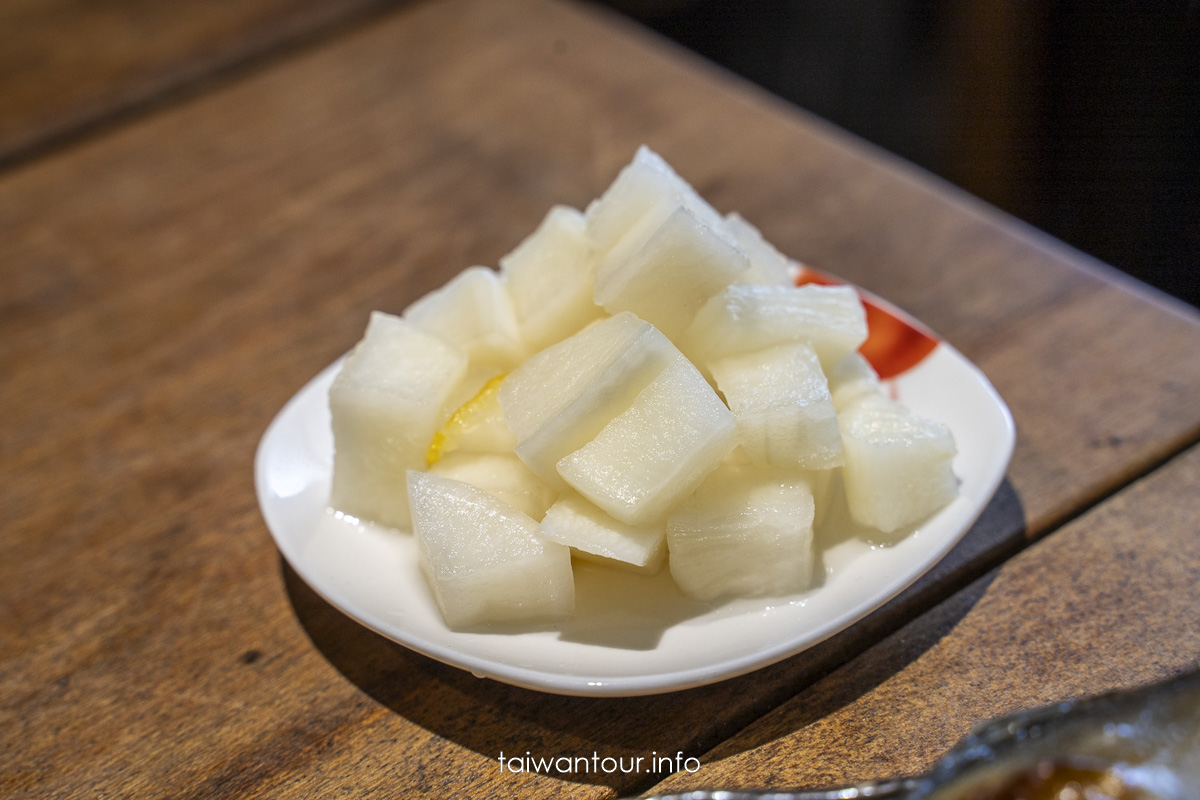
[963,760,1156,800]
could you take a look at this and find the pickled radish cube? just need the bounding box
[500,205,604,350]
[329,312,467,529]
[838,392,957,533]
[557,355,736,526]
[540,494,666,574]
[723,212,794,286]
[404,266,528,370]
[594,206,749,340]
[828,352,881,412]
[430,452,557,521]
[408,471,573,629]
[499,312,677,488]
[721,452,833,534]
[667,465,815,601]
[710,341,843,470]
[584,145,726,258]
[684,283,867,372]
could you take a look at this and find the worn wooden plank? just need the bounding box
[0,0,402,168]
[2,0,1199,798]
[645,443,1200,795]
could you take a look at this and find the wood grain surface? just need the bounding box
[647,443,1200,795]
[2,0,1199,798]
[0,0,403,168]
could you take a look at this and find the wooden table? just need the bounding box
[3,1,1199,797]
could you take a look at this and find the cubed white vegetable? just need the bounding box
[408,470,573,629]
[404,266,528,370]
[500,205,604,350]
[540,493,666,574]
[329,312,468,529]
[430,452,558,521]
[499,312,677,488]
[584,145,727,257]
[594,206,749,340]
[667,465,816,601]
[723,212,794,286]
[828,352,881,412]
[838,392,957,532]
[557,355,737,526]
[710,341,844,470]
[683,283,867,372]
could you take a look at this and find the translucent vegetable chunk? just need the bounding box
[404,266,528,370]
[429,452,557,521]
[408,470,573,629]
[667,465,816,601]
[710,340,843,470]
[684,283,867,372]
[828,351,882,412]
[498,312,677,488]
[594,206,749,340]
[838,392,957,532]
[539,493,666,574]
[329,312,467,529]
[500,205,604,350]
[723,212,794,286]
[557,355,737,526]
[584,145,727,258]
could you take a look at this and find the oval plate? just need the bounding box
[255,290,1014,697]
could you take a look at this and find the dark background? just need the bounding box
[593,0,1199,309]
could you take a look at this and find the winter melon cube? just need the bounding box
[430,452,557,521]
[710,341,843,470]
[408,470,573,629]
[594,206,749,340]
[723,212,794,286]
[539,493,666,574]
[684,283,867,372]
[828,352,881,412]
[720,453,832,530]
[500,205,604,350]
[557,355,737,526]
[499,312,677,488]
[667,464,816,601]
[404,266,528,370]
[584,145,727,258]
[838,392,957,532]
[329,312,467,529]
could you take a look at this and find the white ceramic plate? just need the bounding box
[256,302,1013,697]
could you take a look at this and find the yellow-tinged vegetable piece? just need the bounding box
[425,374,513,466]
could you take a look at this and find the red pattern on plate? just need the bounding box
[796,266,939,380]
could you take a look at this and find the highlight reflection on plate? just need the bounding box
[255,307,1014,696]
